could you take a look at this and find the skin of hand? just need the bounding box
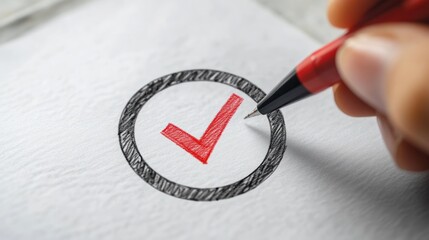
[328,0,429,171]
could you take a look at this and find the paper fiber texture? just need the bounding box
[1,0,428,239]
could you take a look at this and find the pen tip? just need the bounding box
[244,108,261,119]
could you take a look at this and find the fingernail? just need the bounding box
[337,34,399,113]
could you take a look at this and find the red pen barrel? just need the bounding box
[296,36,345,94]
[295,0,429,94]
[255,0,429,114]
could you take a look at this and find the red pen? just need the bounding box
[245,0,429,119]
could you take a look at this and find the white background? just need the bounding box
[1,0,428,240]
[136,81,271,188]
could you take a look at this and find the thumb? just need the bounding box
[337,23,429,152]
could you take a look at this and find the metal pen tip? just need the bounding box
[244,108,261,119]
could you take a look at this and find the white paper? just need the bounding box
[1,0,428,239]
[136,81,271,188]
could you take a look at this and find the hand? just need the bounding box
[328,0,429,171]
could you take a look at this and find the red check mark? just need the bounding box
[161,94,243,164]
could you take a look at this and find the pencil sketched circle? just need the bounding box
[118,69,287,201]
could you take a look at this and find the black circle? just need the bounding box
[118,69,287,201]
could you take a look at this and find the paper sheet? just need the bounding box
[1,0,428,239]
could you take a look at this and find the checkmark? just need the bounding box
[161,93,244,164]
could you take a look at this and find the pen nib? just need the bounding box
[244,108,261,119]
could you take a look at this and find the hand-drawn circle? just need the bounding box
[118,69,286,201]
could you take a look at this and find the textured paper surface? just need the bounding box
[1,0,429,239]
[257,0,343,43]
[136,81,271,188]
[0,0,65,28]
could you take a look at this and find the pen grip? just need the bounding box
[297,0,429,94]
[296,36,345,94]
